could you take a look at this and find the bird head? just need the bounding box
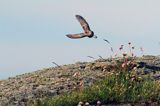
[91,31,98,38]
[93,35,98,39]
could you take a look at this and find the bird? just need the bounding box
[66,15,97,39]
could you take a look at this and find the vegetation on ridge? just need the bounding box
[30,63,160,106]
[1,55,160,106]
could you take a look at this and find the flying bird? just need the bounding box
[66,15,97,39]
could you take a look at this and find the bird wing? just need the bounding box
[66,33,86,39]
[75,15,91,33]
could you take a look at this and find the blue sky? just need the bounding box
[0,0,160,79]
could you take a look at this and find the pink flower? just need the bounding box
[121,63,126,68]
[85,102,89,106]
[122,53,127,57]
[119,45,124,51]
[97,100,101,105]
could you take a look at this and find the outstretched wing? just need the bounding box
[66,33,86,39]
[75,15,91,33]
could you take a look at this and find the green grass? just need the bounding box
[30,70,160,106]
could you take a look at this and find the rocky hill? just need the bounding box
[0,55,160,106]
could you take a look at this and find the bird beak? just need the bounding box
[93,35,98,39]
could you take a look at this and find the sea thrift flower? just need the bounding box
[127,61,131,66]
[131,46,135,56]
[121,62,126,68]
[119,45,124,51]
[122,53,127,57]
[119,45,124,57]
[122,52,128,68]
[131,77,135,81]
[85,102,89,106]
[128,42,132,56]
[128,42,131,45]
[97,100,101,105]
